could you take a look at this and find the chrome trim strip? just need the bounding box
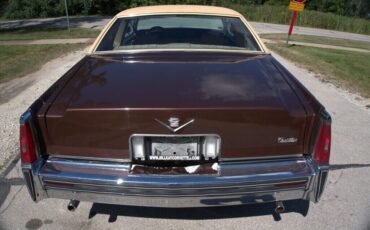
[118,12,242,18]
[21,159,48,202]
[49,155,131,163]
[42,178,308,191]
[50,142,302,164]
[46,158,130,169]
[221,154,304,161]
[46,189,305,207]
[21,164,36,201]
[314,165,329,202]
[19,110,31,125]
[93,49,266,55]
[129,134,221,137]
[321,110,332,123]
[44,186,306,198]
[39,157,313,188]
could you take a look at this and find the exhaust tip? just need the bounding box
[67,200,80,212]
[275,201,285,214]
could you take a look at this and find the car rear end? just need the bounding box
[20,99,331,208]
[19,5,331,210]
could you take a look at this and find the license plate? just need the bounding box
[150,142,199,160]
[131,135,220,161]
[149,137,200,161]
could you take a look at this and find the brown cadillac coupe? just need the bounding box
[20,5,331,212]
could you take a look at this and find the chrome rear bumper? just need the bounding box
[22,157,328,207]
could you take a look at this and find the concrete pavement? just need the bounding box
[0,38,94,45]
[0,50,369,230]
[252,22,370,43]
[0,16,110,30]
[263,39,370,53]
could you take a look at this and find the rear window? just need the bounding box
[96,15,261,52]
[137,16,224,30]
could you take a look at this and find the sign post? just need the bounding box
[287,0,305,44]
[64,0,70,32]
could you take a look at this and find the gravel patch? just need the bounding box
[0,50,85,167]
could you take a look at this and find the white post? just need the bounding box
[64,0,70,32]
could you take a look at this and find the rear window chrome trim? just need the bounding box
[92,49,266,55]
[117,12,242,19]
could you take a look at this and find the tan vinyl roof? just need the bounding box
[116,5,242,17]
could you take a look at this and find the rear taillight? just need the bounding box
[314,120,331,165]
[20,123,37,164]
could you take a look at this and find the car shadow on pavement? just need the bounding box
[0,177,24,208]
[0,156,24,209]
[88,199,309,223]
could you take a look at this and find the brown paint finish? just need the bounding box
[37,51,322,161]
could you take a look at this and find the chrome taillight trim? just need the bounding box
[21,159,48,202]
[321,110,332,124]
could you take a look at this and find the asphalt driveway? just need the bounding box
[0,50,369,230]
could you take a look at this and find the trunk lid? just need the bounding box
[41,52,307,160]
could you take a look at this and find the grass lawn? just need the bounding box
[0,44,86,83]
[0,27,100,40]
[0,27,94,84]
[227,4,370,35]
[268,44,370,98]
[261,33,370,50]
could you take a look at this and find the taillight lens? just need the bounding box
[314,121,331,165]
[20,123,37,164]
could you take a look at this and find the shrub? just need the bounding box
[3,0,370,35]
